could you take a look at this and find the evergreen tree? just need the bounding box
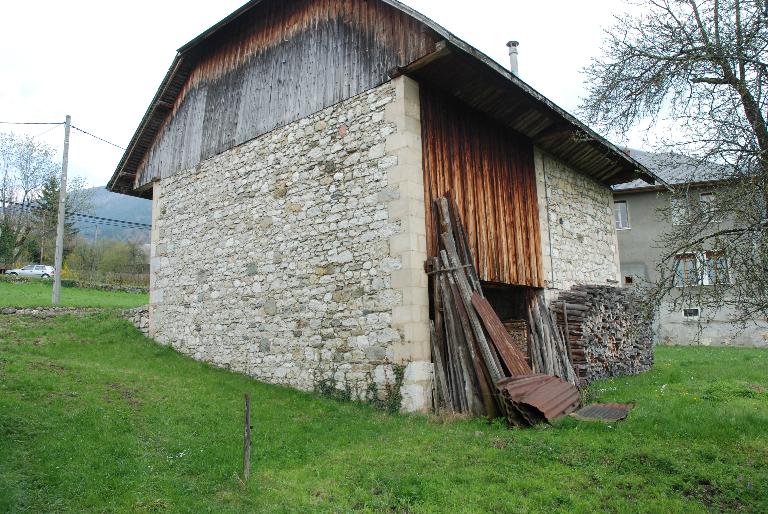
[30,175,79,263]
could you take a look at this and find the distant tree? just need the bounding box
[66,237,149,286]
[29,174,92,263]
[0,132,59,264]
[581,0,768,326]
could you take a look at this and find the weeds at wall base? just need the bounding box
[315,363,406,414]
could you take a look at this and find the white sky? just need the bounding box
[0,0,643,188]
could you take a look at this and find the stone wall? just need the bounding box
[123,306,150,337]
[535,149,621,293]
[149,79,432,411]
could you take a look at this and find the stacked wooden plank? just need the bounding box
[551,285,654,384]
[526,290,578,385]
[429,195,579,425]
[429,197,529,417]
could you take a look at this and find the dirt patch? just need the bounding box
[104,383,143,408]
[47,391,79,400]
[490,438,509,449]
[28,361,67,374]
[682,478,723,508]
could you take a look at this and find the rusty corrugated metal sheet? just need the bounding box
[572,403,634,422]
[421,86,544,288]
[496,374,581,425]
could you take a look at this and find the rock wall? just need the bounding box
[0,307,101,317]
[123,306,150,337]
[149,79,432,410]
[535,150,621,292]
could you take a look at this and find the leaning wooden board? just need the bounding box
[471,292,533,376]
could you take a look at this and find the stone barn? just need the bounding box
[108,0,658,412]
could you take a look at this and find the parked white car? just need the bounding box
[4,264,55,278]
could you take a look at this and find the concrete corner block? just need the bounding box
[392,304,429,325]
[400,360,433,413]
[384,75,432,411]
[392,339,430,363]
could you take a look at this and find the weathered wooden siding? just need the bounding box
[421,86,544,288]
[135,0,440,187]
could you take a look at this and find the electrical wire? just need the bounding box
[0,121,64,125]
[33,122,65,138]
[71,126,126,150]
[2,200,150,230]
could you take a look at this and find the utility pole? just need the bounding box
[52,115,71,305]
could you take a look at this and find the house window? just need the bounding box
[674,253,699,287]
[614,201,630,229]
[683,308,700,319]
[699,192,721,222]
[671,197,689,225]
[705,251,729,285]
[674,251,729,287]
[624,276,634,285]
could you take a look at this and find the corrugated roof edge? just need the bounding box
[108,0,664,196]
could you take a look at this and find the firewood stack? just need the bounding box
[551,285,654,384]
[502,320,529,363]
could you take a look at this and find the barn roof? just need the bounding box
[107,0,661,196]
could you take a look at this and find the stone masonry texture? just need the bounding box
[536,150,620,292]
[149,80,432,410]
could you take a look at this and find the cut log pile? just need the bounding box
[428,196,580,425]
[551,285,655,384]
[502,320,529,362]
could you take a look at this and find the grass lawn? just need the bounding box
[0,280,147,309]
[0,313,766,513]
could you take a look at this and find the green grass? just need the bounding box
[0,314,766,513]
[0,280,147,309]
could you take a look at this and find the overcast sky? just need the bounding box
[0,0,641,188]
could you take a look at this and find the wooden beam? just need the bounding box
[389,40,451,79]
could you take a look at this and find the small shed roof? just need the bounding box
[108,0,661,195]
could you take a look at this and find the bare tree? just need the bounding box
[0,132,59,264]
[581,0,768,326]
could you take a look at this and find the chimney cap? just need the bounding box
[506,41,520,48]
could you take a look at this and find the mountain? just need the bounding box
[75,187,152,242]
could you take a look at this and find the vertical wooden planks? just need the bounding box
[420,86,543,287]
[133,0,441,188]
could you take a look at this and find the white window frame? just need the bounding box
[614,200,631,230]
[671,197,689,226]
[698,192,722,222]
[683,307,701,321]
[674,251,730,287]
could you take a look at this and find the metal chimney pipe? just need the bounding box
[507,41,519,76]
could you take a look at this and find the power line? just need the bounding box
[71,125,126,150]
[2,200,151,230]
[33,123,65,138]
[0,121,64,125]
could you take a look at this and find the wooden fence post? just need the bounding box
[243,393,251,482]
